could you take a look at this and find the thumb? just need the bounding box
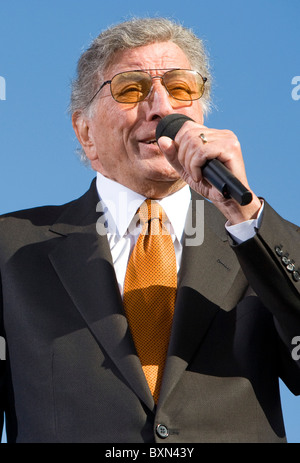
[157,136,179,163]
[157,136,184,175]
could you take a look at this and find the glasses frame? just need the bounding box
[87,68,207,106]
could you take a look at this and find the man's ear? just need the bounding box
[72,111,97,161]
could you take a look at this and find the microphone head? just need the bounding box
[155,114,194,141]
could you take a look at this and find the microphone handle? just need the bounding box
[203,159,253,206]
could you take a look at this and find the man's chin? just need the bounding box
[141,155,180,181]
[142,168,186,198]
[145,167,181,184]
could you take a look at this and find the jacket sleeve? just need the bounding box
[231,201,300,394]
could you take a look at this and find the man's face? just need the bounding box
[77,41,204,197]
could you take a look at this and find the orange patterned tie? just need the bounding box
[123,199,177,403]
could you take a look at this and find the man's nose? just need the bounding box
[145,79,174,121]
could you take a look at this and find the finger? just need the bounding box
[174,120,207,145]
[157,136,186,176]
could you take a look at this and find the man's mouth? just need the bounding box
[144,139,158,145]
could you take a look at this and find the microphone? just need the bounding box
[156,114,253,206]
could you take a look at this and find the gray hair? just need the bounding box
[70,17,212,164]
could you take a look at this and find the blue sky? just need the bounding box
[0,0,299,443]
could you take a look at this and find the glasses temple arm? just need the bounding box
[86,80,111,107]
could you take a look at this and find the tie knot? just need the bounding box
[139,199,166,226]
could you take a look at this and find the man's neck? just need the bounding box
[119,177,188,199]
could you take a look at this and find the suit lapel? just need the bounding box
[158,191,248,407]
[48,181,155,411]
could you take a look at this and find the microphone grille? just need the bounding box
[155,114,193,141]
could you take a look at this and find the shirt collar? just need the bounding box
[96,172,191,242]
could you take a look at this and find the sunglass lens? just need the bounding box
[163,70,204,101]
[111,71,152,103]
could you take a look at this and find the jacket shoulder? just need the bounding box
[0,179,98,261]
[0,203,69,225]
[0,178,98,229]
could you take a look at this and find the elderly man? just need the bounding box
[0,17,299,443]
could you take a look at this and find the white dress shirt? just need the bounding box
[96,172,263,295]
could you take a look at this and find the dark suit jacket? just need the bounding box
[0,179,299,443]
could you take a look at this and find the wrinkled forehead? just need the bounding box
[103,42,192,78]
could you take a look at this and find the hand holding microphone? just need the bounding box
[156,114,253,206]
[156,114,252,206]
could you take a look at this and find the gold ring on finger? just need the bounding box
[199,133,208,144]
